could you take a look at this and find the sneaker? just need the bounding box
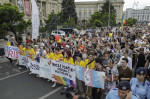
[29,72,32,74]
[47,79,51,82]
[52,82,57,88]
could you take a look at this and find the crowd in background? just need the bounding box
[3,25,150,99]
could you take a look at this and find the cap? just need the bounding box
[117,81,131,91]
[66,45,69,48]
[136,67,147,75]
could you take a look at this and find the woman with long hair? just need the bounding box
[64,51,74,65]
[130,67,148,99]
[46,47,54,59]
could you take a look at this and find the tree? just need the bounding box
[94,19,103,27]
[0,3,30,40]
[100,0,116,26]
[61,0,77,24]
[126,18,137,26]
[45,14,60,33]
[101,0,116,15]
[45,12,55,24]
[90,12,102,24]
[63,18,76,28]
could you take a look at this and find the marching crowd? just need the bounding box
[3,25,150,99]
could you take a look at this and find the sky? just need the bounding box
[75,0,150,11]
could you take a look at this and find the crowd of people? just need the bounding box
[3,25,150,99]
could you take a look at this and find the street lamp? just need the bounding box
[133,1,139,9]
[108,0,110,31]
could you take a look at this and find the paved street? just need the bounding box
[0,58,106,99]
[0,58,66,99]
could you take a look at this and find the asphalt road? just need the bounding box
[0,61,67,99]
[0,60,106,99]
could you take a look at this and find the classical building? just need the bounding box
[124,7,150,22]
[75,0,124,25]
[0,0,124,26]
[0,0,62,27]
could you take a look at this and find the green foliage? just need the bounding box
[63,18,76,28]
[45,14,60,33]
[126,18,137,26]
[90,12,102,24]
[94,19,103,27]
[89,0,116,27]
[0,3,29,38]
[101,0,116,15]
[61,0,77,24]
[45,12,55,24]
[39,27,46,33]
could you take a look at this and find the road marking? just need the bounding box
[38,86,63,99]
[0,70,28,81]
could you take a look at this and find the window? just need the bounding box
[40,20,43,26]
[52,3,54,8]
[79,12,82,18]
[89,12,92,18]
[84,12,87,18]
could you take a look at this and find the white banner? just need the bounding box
[7,46,18,59]
[39,58,51,80]
[31,0,39,40]
[18,54,28,66]
[51,60,76,83]
[28,60,40,74]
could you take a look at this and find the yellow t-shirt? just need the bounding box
[64,57,74,65]
[29,48,35,55]
[75,60,85,67]
[22,47,26,51]
[6,41,11,46]
[52,53,63,61]
[46,52,54,59]
[84,59,95,70]
[25,48,30,52]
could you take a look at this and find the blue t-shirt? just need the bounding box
[106,88,139,99]
[130,78,148,99]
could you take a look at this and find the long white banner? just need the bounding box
[51,60,76,83]
[39,58,51,80]
[31,0,39,40]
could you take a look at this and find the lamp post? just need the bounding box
[108,0,110,31]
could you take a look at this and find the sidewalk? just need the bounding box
[0,57,9,64]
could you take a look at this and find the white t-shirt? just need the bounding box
[117,56,132,69]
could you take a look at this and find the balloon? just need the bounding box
[109,33,113,38]
[55,35,59,41]
[57,39,61,43]
[80,45,84,52]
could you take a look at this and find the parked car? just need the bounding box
[51,30,65,36]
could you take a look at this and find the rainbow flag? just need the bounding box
[121,16,126,31]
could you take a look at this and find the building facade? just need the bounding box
[0,0,124,26]
[124,7,150,22]
[75,0,124,24]
[0,0,62,27]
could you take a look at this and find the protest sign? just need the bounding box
[8,46,18,59]
[76,66,105,89]
[51,60,76,85]
[28,60,40,74]
[39,58,51,80]
[92,70,105,89]
[18,54,28,66]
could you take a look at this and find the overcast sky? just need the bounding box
[75,0,150,11]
